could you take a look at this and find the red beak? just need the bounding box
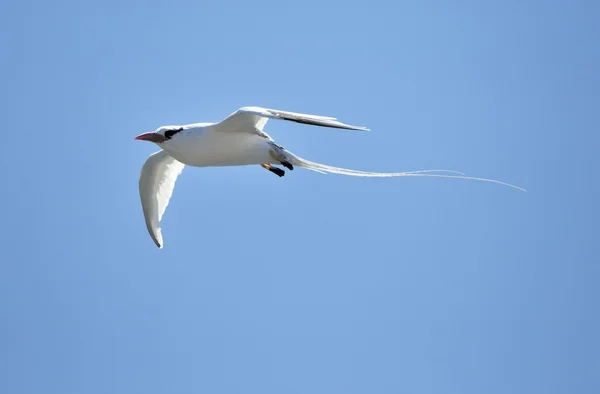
[134,132,167,143]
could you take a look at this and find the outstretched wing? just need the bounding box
[214,106,370,133]
[138,150,185,248]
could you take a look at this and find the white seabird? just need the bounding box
[135,106,524,248]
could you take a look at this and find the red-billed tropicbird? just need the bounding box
[135,106,524,248]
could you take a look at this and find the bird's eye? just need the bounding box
[164,128,182,139]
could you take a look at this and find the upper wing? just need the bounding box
[214,106,370,133]
[138,150,185,248]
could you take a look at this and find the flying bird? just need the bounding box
[135,106,524,248]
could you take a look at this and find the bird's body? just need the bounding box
[160,124,278,167]
[135,106,525,248]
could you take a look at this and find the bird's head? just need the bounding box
[134,126,184,144]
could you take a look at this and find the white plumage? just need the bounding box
[136,106,524,248]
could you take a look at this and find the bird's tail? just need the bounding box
[287,153,526,191]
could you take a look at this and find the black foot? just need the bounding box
[281,161,294,171]
[269,167,285,177]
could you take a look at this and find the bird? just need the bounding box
[135,106,525,248]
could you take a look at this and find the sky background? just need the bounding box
[1,1,598,393]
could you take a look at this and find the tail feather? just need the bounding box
[289,155,526,192]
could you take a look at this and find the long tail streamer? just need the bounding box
[289,155,526,192]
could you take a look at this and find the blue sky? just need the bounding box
[1,0,598,393]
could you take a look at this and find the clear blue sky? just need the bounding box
[1,1,598,393]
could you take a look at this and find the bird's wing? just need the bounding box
[138,150,185,248]
[214,106,369,133]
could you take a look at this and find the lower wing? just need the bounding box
[138,150,185,248]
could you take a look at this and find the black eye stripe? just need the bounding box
[164,127,183,139]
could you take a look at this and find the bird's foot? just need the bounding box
[261,164,285,177]
[269,149,294,171]
[269,167,285,177]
